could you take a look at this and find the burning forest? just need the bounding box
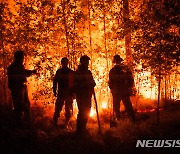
[0,0,180,153]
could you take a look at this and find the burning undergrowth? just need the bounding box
[29,96,165,134]
[1,100,180,154]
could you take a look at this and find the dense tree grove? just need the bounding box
[0,0,179,109]
[132,0,179,102]
[133,0,179,75]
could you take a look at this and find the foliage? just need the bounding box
[0,0,179,106]
[132,0,180,76]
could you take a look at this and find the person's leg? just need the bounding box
[122,96,136,122]
[112,92,121,119]
[76,98,84,133]
[65,96,73,123]
[83,98,91,128]
[23,86,31,123]
[11,89,23,125]
[76,96,91,133]
[53,96,65,125]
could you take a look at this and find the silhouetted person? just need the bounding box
[7,50,37,126]
[53,57,74,126]
[74,55,96,134]
[109,55,136,122]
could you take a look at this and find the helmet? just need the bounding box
[61,57,69,65]
[14,50,24,60]
[113,55,123,63]
[80,55,90,64]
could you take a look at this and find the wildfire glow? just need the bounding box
[7,0,178,118]
[102,101,108,109]
[135,69,157,100]
[90,108,96,117]
[137,108,163,113]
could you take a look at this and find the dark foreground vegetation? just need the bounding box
[0,101,180,154]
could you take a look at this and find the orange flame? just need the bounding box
[102,101,108,109]
[90,108,96,117]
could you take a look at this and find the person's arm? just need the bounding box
[7,66,13,89]
[25,69,37,77]
[109,69,113,90]
[126,68,134,88]
[69,70,74,89]
[23,62,37,77]
[89,71,96,88]
[53,71,58,97]
[69,70,76,99]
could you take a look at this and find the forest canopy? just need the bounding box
[0,0,179,108]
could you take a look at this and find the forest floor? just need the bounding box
[0,101,180,154]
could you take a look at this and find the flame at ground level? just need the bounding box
[26,56,179,120]
[90,108,96,117]
[102,101,108,109]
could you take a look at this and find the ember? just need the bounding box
[137,108,163,113]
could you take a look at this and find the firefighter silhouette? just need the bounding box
[53,57,74,126]
[7,50,37,126]
[74,55,96,133]
[109,55,136,122]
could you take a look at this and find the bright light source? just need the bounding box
[102,101,108,109]
[90,108,96,117]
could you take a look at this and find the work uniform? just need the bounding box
[8,61,34,124]
[53,67,74,124]
[109,64,136,121]
[75,65,96,133]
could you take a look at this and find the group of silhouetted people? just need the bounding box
[8,50,136,133]
[52,55,96,133]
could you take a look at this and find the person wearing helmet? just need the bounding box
[53,57,74,126]
[7,50,37,127]
[109,55,136,122]
[74,55,96,134]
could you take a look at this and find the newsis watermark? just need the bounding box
[136,140,180,147]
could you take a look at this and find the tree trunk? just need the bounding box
[164,74,167,105]
[103,0,108,72]
[157,54,161,124]
[173,66,178,100]
[123,0,132,65]
[62,0,70,59]
[1,39,8,105]
[103,0,110,105]
[150,72,153,100]
[0,8,8,104]
[168,75,171,100]
[88,0,93,70]
[72,0,77,70]
[157,71,161,123]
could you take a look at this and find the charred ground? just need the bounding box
[0,101,180,154]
